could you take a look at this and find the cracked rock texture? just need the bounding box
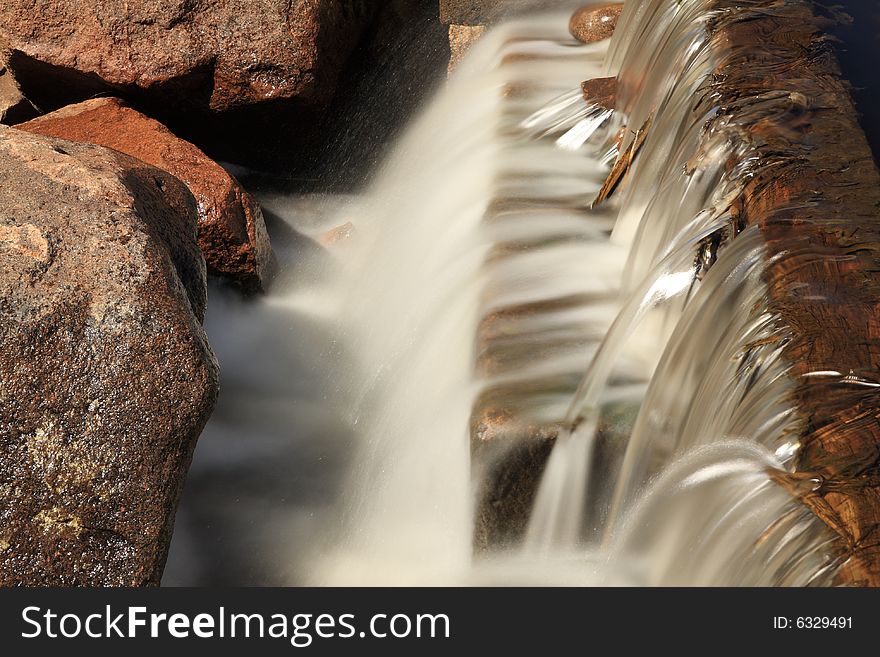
[19,98,275,291]
[0,126,219,586]
[0,52,37,124]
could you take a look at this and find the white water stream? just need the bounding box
[166,1,840,586]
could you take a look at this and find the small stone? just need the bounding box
[569,3,624,44]
[319,222,356,247]
[581,76,618,111]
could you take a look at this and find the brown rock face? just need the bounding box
[0,126,219,586]
[569,4,624,44]
[18,98,275,291]
[0,1,373,114]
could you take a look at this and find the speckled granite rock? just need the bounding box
[0,126,219,586]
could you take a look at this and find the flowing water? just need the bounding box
[165,1,848,585]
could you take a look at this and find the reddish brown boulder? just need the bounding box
[0,126,219,586]
[569,4,624,44]
[19,98,275,291]
[0,1,374,113]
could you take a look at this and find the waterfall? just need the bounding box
[519,0,838,583]
[316,10,618,584]
[169,1,845,586]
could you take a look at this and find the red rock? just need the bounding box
[0,1,374,113]
[19,98,275,291]
[569,3,624,44]
[0,126,219,586]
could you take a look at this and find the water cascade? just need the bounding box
[172,0,874,586]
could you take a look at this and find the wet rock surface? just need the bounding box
[440,0,547,26]
[0,126,219,586]
[703,1,880,585]
[19,98,275,291]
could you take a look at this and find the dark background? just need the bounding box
[828,1,880,165]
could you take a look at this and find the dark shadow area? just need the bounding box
[9,49,217,117]
[227,1,451,193]
[825,1,880,166]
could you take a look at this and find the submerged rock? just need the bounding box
[471,406,559,549]
[581,77,618,111]
[569,3,624,44]
[0,126,219,586]
[0,1,374,113]
[19,98,275,292]
[319,221,356,247]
